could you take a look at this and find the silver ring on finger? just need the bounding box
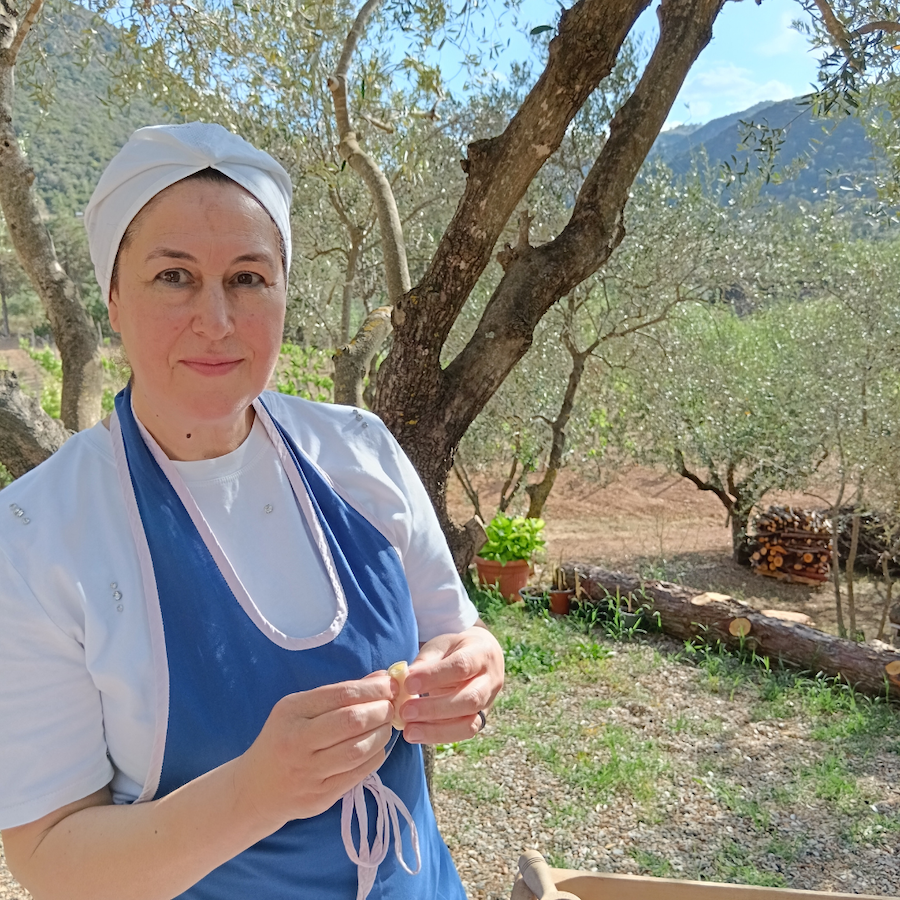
[476,710,487,733]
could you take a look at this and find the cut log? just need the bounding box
[560,564,900,701]
[760,609,814,626]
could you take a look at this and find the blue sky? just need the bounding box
[656,0,822,125]
[452,0,823,127]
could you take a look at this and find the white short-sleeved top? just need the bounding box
[0,394,477,830]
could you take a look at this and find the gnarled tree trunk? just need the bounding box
[376,0,726,570]
[0,0,103,437]
[0,369,69,477]
[333,306,392,407]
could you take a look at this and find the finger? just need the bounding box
[364,669,399,698]
[284,676,393,720]
[402,714,485,745]
[302,749,389,819]
[304,698,394,753]
[313,721,394,780]
[406,646,482,696]
[399,674,491,725]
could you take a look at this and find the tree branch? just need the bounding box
[434,0,724,444]
[332,305,392,407]
[452,456,483,522]
[331,0,381,100]
[327,0,410,307]
[387,0,649,356]
[808,0,900,67]
[854,19,900,36]
[5,0,41,63]
[809,0,856,62]
[0,370,69,478]
[0,0,103,430]
[674,449,734,513]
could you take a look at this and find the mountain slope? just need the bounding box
[12,5,173,216]
[651,97,877,201]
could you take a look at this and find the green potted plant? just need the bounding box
[475,513,546,601]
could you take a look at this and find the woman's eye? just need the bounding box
[158,269,190,284]
[233,272,264,286]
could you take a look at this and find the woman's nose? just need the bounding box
[192,282,234,339]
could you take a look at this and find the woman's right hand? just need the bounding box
[235,675,396,830]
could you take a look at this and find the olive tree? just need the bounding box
[4,0,900,573]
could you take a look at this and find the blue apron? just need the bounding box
[112,387,466,900]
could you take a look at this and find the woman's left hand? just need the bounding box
[398,622,504,744]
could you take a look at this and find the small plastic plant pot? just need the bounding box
[620,610,642,629]
[548,588,574,616]
[474,556,530,601]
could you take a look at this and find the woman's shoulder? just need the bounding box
[0,421,117,542]
[260,392,397,458]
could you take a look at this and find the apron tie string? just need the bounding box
[340,772,421,900]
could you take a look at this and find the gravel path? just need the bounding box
[435,629,900,900]
[2,627,898,899]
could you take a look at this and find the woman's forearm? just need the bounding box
[7,678,396,900]
[13,756,275,900]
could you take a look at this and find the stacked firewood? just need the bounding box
[749,506,832,585]
[834,507,900,575]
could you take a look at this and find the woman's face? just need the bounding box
[108,178,286,430]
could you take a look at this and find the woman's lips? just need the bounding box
[180,358,243,376]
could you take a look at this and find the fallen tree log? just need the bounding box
[560,563,900,701]
[0,369,69,479]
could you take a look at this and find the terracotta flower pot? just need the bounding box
[548,588,574,616]
[474,556,531,602]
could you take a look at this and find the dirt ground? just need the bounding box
[448,466,894,643]
[0,336,46,395]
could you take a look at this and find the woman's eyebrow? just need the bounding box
[232,252,276,266]
[143,249,276,265]
[145,248,196,262]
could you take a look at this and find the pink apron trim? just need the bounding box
[110,397,350,803]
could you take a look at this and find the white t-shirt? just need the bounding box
[0,394,477,830]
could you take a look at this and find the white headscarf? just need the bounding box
[84,122,293,304]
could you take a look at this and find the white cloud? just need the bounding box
[670,63,796,125]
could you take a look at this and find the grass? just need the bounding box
[710,841,787,887]
[633,849,676,878]
[433,588,900,893]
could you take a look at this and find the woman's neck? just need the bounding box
[129,392,256,461]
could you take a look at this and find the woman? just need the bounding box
[0,123,504,899]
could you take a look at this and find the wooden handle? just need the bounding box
[517,850,582,900]
[519,850,558,897]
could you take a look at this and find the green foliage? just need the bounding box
[100,354,130,416]
[20,339,62,419]
[501,636,559,677]
[462,572,506,625]
[0,463,11,490]
[15,7,174,218]
[275,344,334,402]
[478,513,545,563]
[633,850,675,879]
[712,841,787,887]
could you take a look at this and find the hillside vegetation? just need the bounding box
[652,96,877,202]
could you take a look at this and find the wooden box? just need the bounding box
[511,866,893,900]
